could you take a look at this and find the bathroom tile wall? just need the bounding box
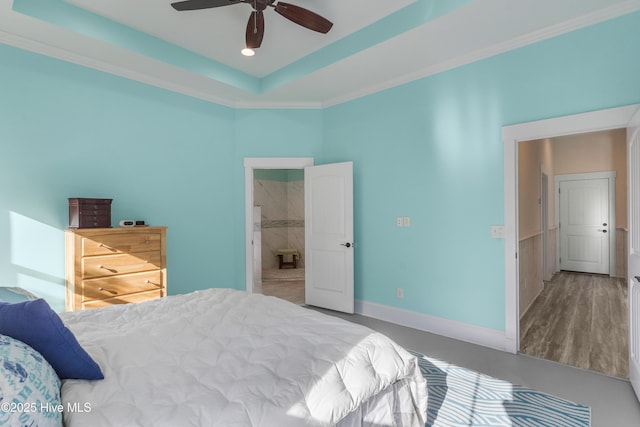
[254,171,305,270]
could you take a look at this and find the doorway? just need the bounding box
[245,158,355,313]
[503,104,640,357]
[244,158,313,304]
[516,130,627,377]
[253,168,306,305]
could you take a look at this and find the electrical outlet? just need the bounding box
[396,217,403,227]
[396,288,404,298]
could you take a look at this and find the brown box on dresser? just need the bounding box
[65,226,167,311]
[68,198,112,228]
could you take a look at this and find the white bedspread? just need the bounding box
[60,288,427,426]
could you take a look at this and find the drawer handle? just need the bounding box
[98,265,118,273]
[145,240,150,244]
[145,279,160,287]
[98,287,118,295]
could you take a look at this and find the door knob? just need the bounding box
[603,223,607,226]
[597,229,607,233]
[340,242,352,248]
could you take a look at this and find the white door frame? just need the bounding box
[244,157,314,293]
[503,104,640,353]
[554,172,616,276]
[541,169,550,281]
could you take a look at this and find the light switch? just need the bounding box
[491,225,505,238]
[403,217,411,227]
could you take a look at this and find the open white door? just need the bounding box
[627,107,640,402]
[304,162,354,313]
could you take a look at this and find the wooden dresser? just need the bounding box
[65,226,167,311]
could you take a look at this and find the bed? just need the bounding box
[6,288,427,426]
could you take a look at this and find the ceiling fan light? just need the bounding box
[241,47,255,56]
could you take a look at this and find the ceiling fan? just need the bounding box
[170,0,333,52]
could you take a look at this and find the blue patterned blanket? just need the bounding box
[412,351,591,427]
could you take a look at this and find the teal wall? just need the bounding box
[0,44,240,311]
[0,52,323,312]
[1,11,639,331]
[323,11,640,330]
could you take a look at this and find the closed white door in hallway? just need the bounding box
[559,177,610,274]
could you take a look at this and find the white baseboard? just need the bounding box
[355,300,508,352]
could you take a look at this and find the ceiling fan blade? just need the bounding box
[171,0,241,11]
[274,2,333,34]
[246,10,265,49]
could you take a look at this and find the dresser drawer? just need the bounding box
[81,289,164,310]
[83,251,161,278]
[76,215,111,229]
[83,271,163,302]
[65,226,167,312]
[78,206,111,214]
[82,232,161,256]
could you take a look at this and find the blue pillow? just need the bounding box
[0,299,103,380]
[0,334,63,427]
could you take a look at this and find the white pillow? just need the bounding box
[0,334,62,427]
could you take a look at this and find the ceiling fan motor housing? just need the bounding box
[171,0,333,51]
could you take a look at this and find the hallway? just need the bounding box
[520,271,628,378]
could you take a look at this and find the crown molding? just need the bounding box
[0,28,239,108]
[233,100,323,110]
[0,27,325,110]
[321,0,640,108]
[2,0,639,110]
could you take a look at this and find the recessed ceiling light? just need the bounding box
[241,48,255,57]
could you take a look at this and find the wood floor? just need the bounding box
[254,268,305,305]
[520,271,628,379]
